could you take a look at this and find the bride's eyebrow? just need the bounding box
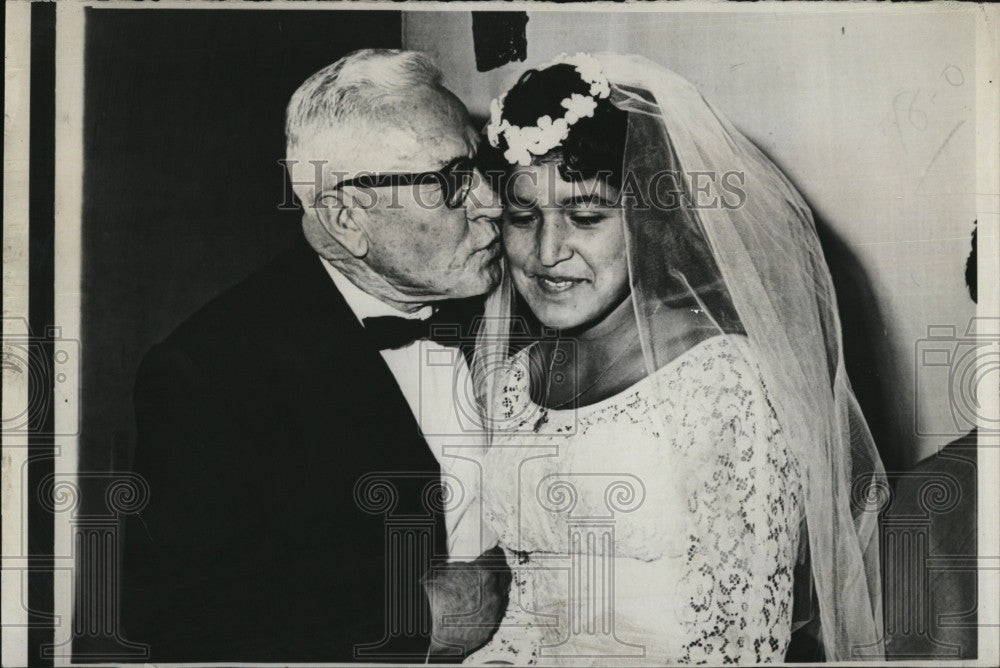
[560,193,616,207]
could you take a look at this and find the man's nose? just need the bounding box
[537,218,572,267]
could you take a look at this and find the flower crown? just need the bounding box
[486,53,612,167]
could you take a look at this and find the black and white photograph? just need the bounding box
[2,2,998,666]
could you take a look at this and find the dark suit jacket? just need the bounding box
[119,237,453,662]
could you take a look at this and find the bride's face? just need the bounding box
[503,162,630,331]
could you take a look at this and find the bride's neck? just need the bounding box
[562,291,638,346]
[549,292,644,380]
[532,292,644,408]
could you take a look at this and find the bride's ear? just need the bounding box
[313,189,370,259]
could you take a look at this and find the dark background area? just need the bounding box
[80,9,403,479]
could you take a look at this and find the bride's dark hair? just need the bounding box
[496,64,628,187]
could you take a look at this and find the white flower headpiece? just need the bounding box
[486,53,612,166]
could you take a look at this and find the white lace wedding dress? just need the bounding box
[466,335,804,665]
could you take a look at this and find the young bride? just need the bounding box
[438,53,885,665]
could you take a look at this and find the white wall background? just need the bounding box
[404,7,984,467]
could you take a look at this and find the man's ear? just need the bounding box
[314,190,370,258]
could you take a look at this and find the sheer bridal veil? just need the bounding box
[473,53,886,660]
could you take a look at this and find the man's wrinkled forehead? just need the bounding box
[362,86,475,173]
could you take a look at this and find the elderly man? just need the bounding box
[120,49,503,662]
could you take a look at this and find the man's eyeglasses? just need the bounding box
[334,156,476,209]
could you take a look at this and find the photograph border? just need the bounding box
[4,2,999,666]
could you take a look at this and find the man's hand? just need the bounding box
[422,545,512,660]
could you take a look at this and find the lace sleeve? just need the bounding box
[676,346,804,663]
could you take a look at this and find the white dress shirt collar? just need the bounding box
[319,257,484,561]
[320,257,433,325]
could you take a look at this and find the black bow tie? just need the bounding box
[363,313,463,351]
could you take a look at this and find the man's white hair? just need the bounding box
[285,49,444,207]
